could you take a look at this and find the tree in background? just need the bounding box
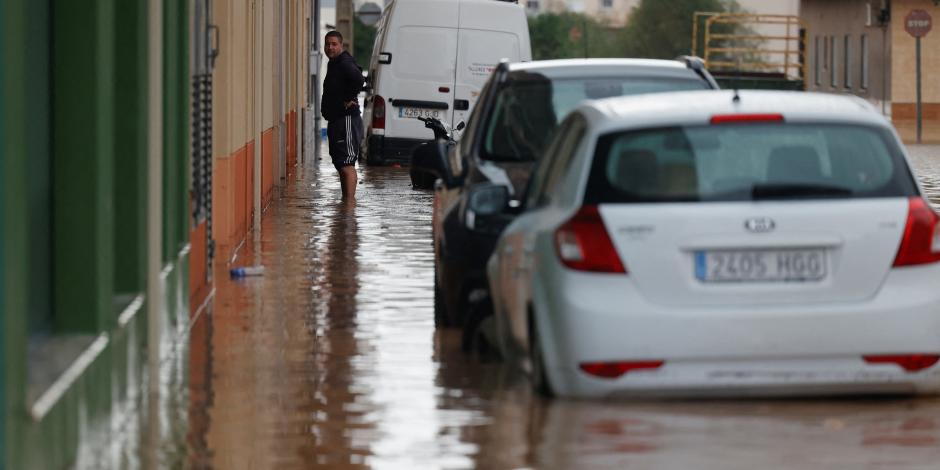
[528,12,625,60]
[620,0,749,59]
[353,15,376,66]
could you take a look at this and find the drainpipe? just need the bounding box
[146,0,164,469]
[297,6,304,167]
[312,0,322,162]
[254,0,263,240]
[277,0,285,187]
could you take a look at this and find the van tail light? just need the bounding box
[863,354,940,373]
[554,205,626,273]
[892,197,940,267]
[372,95,386,130]
[580,361,664,378]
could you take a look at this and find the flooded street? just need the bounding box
[909,145,940,208]
[184,145,940,469]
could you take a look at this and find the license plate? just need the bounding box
[399,107,441,119]
[695,249,828,283]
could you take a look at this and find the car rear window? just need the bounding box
[482,75,710,162]
[584,123,918,204]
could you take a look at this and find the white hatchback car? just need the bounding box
[485,90,940,399]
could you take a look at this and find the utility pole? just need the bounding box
[336,0,354,52]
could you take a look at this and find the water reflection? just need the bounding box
[308,200,371,467]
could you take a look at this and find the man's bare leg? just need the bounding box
[337,169,347,195]
[340,166,357,199]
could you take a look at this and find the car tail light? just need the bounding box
[892,197,940,267]
[580,361,664,378]
[554,205,626,273]
[863,354,940,372]
[372,95,386,130]
[710,113,784,124]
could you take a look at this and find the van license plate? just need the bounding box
[694,249,827,283]
[399,107,441,119]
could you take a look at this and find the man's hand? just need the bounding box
[343,100,357,109]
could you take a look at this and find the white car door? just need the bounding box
[494,116,588,356]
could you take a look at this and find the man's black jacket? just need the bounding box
[321,50,365,122]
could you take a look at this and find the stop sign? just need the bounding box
[905,9,932,38]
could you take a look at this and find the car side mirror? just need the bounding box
[464,183,513,234]
[411,140,462,189]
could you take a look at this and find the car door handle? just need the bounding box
[454,99,469,111]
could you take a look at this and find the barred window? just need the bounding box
[844,35,852,89]
[861,34,869,89]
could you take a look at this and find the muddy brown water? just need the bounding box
[178,147,940,470]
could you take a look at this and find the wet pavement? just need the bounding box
[181,145,940,469]
[909,145,940,208]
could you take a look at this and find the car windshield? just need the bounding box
[481,74,710,162]
[584,123,918,204]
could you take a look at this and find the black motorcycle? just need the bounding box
[410,117,463,190]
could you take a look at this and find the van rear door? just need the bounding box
[387,25,458,141]
[452,29,521,129]
[453,1,529,129]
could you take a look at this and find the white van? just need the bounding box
[360,0,531,165]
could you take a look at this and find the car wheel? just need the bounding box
[410,169,434,190]
[461,297,496,358]
[529,312,554,398]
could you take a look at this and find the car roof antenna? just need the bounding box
[732,57,742,104]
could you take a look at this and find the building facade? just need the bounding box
[802,0,894,113]
[802,0,940,140]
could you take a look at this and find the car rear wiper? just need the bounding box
[751,183,852,199]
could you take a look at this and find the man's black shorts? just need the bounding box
[327,113,363,171]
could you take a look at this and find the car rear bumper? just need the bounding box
[533,261,940,398]
[363,135,425,165]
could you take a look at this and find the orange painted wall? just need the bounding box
[262,127,275,205]
[210,126,278,263]
[892,103,940,120]
[242,142,254,241]
[189,219,209,314]
[212,141,255,262]
[286,110,297,173]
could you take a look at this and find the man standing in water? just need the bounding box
[322,31,365,199]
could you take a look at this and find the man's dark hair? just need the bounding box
[325,30,343,43]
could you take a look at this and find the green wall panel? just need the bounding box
[25,0,53,335]
[113,0,150,297]
[163,0,181,263]
[2,0,32,467]
[52,0,117,333]
[163,0,192,263]
[178,0,191,252]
